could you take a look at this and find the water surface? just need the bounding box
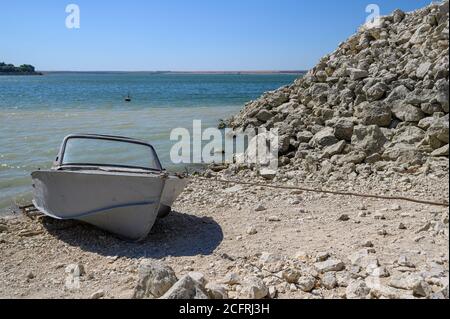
[0,72,300,213]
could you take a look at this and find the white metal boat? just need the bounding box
[31,134,188,241]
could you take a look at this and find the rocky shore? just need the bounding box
[0,1,449,299]
[226,0,449,178]
[0,169,448,299]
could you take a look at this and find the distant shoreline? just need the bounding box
[40,70,307,75]
[0,72,43,76]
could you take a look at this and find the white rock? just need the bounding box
[161,275,209,299]
[315,252,330,262]
[282,269,301,284]
[314,259,345,273]
[188,272,208,286]
[348,249,379,269]
[389,273,431,297]
[346,280,370,299]
[254,205,267,212]
[241,277,268,299]
[90,289,105,299]
[268,286,278,299]
[321,272,338,289]
[259,252,283,264]
[205,283,228,299]
[133,260,178,299]
[297,275,316,292]
[221,272,240,285]
[246,226,258,235]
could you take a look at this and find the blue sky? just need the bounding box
[1,0,432,71]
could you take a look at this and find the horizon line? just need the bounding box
[39,70,308,74]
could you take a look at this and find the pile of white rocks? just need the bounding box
[225,1,449,179]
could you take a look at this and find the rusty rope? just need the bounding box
[194,177,449,208]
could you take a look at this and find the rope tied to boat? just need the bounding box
[194,177,449,208]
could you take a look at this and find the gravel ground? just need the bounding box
[0,165,448,299]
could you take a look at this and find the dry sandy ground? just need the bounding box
[0,170,448,299]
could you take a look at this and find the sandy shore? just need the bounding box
[0,166,448,299]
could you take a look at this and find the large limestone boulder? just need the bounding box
[160,274,209,299]
[427,115,449,144]
[351,125,387,155]
[392,103,426,122]
[310,127,338,148]
[133,260,178,299]
[240,277,269,299]
[355,101,392,127]
[333,118,355,141]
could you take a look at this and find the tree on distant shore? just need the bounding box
[0,62,38,74]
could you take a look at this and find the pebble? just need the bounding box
[378,229,388,236]
[221,272,240,285]
[254,205,267,212]
[241,277,268,299]
[321,272,338,289]
[297,275,316,292]
[90,289,105,299]
[346,280,370,299]
[315,259,345,273]
[246,226,258,235]
[337,214,350,221]
[315,252,330,262]
[361,241,374,248]
[282,269,301,284]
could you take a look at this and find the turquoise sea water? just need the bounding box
[0,72,300,213]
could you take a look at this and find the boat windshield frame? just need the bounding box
[56,134,163,172]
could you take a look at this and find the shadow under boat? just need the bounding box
[41,210,224,259]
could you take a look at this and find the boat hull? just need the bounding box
[31,170,185,241]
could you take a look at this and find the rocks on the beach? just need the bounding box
[133,260,178,299]
[297,275,317,292]
[221,272,240,285]
[294,251,310,262]
[389,273,431,297]
[160,274,209,299]
[188,272,208,287]
[361,241,374,248]
[348,249,379,269]
[259,252,283,264]
[246,226,258,235]
[282,268,301,284]
[254,205,267,212]
[337,214,350,222]
[90,289,106,300]
[240,276,268,299]
[346,280,371,299]
[315,252,330,262]
[321,272,338,289]
[368,266,390,278]
[268,286,278,299]
[205,283,228,299]
[260,169,277,180]
[65,263,85,277]
[315,259,345,273]
[268,216,281,222]
[0,224,8,233]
